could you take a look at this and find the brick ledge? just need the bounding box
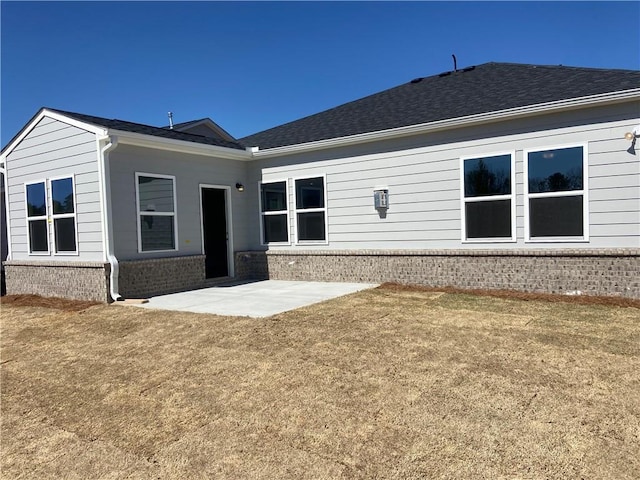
[247,249,640,258]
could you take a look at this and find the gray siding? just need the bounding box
[108,145,252,261]
[251,102,640,251]
[5,117,104,261]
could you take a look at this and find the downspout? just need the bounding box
[0,161,10,262]
[98,136,122,301]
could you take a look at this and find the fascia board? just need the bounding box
[110,129,252,160]
[1,108,107,159]
[252,89,640,158]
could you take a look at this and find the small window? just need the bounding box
[26,181,49,254]
[525,145,587,240]
[294,176,327,242]
[260,181,289,244]
[461,153,514,241]
[51,177,77,253]
[136,173,177,252]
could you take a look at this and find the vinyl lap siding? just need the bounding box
[6,117,103,261]
[258,106,640,251]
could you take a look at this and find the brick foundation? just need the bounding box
[4,260,111,302]
[236,249,640,299]
[118,255,206,299]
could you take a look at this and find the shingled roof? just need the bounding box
[48,109,246,150]
[239,62,640,150]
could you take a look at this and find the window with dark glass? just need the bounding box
[136,174,177,252]
[260,181,289,243]
[295,177,326,242]
[527,146,586,239]
[462,154,513,240]
[26,181,49,253]
[51,177,77,252]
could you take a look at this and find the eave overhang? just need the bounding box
[250,88,640,158]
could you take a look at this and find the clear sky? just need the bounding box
[1,1,639,147]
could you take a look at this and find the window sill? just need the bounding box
[462,238,517,244]
[138,248,179,254]
[525,238,590,243]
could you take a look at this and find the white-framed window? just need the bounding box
[259,180,290,245]
[524,144,588,241]
[25,180,49,255]
[460,152,516,242]
[294,175,327,244]
[50,176,78,254]
[135,172,178,252]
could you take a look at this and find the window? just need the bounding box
[51,177,77,253]
[25,181,49,254]
[525,145,587,240]
[136,173,177,252]
[461,153,514,241]
[294,176,327,242]
[260,181,289,244]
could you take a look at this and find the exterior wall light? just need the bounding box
[235,183,245,192]
[624,126,640,155]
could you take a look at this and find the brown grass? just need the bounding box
[1,288,639,479]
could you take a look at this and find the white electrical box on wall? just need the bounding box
[374,188,389,209]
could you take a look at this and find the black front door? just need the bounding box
[201,188,229,278]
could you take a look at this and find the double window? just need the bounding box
[135,173,177,252]
[260,181,289,244]
[461,153,515,241]
[25,177,77,255]
[259,176,328,244]
[525,145,587,240]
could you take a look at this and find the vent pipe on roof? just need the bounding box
[452,54,458,72]
[168,112,174,129]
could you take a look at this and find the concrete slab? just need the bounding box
[133,280,378,318]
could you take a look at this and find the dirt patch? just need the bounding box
[378,282,640,308]
[0,294,102,312]
[2,289,639,479]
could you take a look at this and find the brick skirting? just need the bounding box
[118,255,206,299]
[4,260,111,302]
[236,249,640,299]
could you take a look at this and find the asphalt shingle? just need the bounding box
[238,62,640,149]
[48,109,246,150]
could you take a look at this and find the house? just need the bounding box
[1,62,639,302]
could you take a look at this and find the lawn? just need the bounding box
[1,286,639,479]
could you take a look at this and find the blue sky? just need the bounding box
[1,1,639,146]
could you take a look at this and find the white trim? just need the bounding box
[460,151,516,243]
[135,172,179,253]
[293,174,329,245]
[258,179,291,246]
[24,179,50,255]
[172,118,236,143]
[199,184,234,278]
[1,109,107,159]
[113,130,251,160]
[2,162,12,261]
[49,174,79,255]
[251,89,640,158]
[523,143,589,242]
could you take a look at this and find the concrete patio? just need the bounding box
[132,280,378,317]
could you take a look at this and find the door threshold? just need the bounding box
[203,276,233,287]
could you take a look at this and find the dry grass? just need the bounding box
[1,286,639,479]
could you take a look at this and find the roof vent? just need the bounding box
[410,77,423,84]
